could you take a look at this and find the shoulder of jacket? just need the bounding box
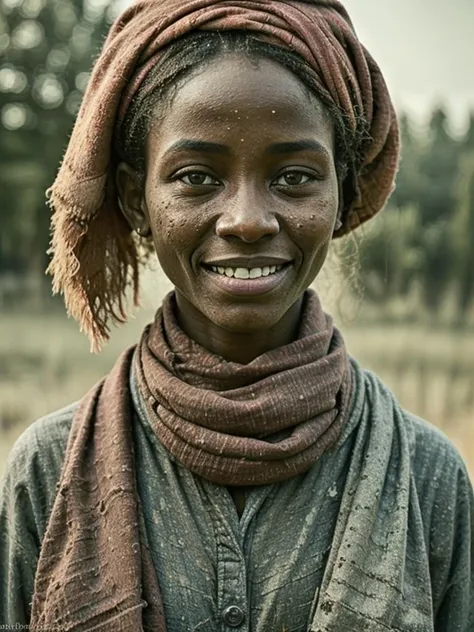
[3,402,79,491]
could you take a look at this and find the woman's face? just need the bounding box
[121,54,340,335]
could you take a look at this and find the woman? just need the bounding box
[0,0,472,630]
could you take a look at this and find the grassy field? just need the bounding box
[1,284,473,479]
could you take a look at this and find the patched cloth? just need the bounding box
[45,0,400,350]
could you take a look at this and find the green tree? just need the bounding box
[451,152,474,321]
[390,112,424,210]
[418,105,460,225]
[0,0,115,292]
[353,108,470,320]
[356,204,423,307]
[462,111,474,152]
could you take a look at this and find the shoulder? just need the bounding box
[402,410,473,538]
[6,402,77,481]
[1,402,78,538]
[406,412,469,488]
[350,360,473,531]
[0,405,78,623]
[352,360,470,482]
[355,362,473,539]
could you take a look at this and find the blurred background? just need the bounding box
[0,0,473,478]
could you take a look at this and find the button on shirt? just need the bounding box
[222,605,245,627]
[132,367,344,632]
[1,362,473,631]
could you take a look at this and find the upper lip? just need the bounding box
[203,256,292,268]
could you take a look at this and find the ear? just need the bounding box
[333,164,358,236]
[333,176,345,234]
[115,162,151,237]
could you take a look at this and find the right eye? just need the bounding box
[180,172,220,186]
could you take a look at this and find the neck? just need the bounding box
[174,293,304,364]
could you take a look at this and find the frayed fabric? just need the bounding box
[46,0,399,351]
[30,289,351,631]
[135,290,352,485]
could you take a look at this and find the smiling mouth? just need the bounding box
[207,264,285,279]
[201,261,293,296]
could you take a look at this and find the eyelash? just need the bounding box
[175,169,318,188]
[180,172,220,186]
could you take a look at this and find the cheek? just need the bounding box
[296,189,339,246]
[147,195,190,254]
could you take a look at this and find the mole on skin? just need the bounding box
[118,55,340,364]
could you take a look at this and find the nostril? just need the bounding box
[215,211,280,241]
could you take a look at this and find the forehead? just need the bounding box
[147,55,334,149]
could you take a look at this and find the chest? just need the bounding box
[136,463,341,632]
[227,486,247,517]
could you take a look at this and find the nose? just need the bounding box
[215,189,280,243]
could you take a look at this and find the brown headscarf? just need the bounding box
[45,0,400,351]
[31,290,352,631]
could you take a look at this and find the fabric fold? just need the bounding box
[309,364,433,631]
[134,290,352,485]
[30,347,165,632]
[30,289,351,630]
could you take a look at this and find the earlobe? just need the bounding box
[115,162,151,236]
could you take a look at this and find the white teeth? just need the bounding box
[234,267,250,279]
[208,264,285,279]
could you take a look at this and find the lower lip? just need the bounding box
[202,265,292,296]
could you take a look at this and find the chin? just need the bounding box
[207,303,292,334]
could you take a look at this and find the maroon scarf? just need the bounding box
[136,290,352,485]
[31,290,351,631]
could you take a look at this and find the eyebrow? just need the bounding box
[266,140,330,157]
[163,138,330,158]
[164,140,231,156]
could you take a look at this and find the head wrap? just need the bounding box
[46,0,400,350]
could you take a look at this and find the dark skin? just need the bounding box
[117,54,341,516]
[116,54,341,366]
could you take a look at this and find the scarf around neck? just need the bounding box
[31,289,352,631]
[135,290,352,485]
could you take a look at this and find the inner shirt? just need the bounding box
[131,371,348,632]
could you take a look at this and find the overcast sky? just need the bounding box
[343,0,474,130]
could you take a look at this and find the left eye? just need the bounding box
[180,172,219,186]
[273,172,314,186]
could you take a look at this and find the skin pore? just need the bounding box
[117,54,340,365]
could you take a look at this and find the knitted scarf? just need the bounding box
[30,290,351,631]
